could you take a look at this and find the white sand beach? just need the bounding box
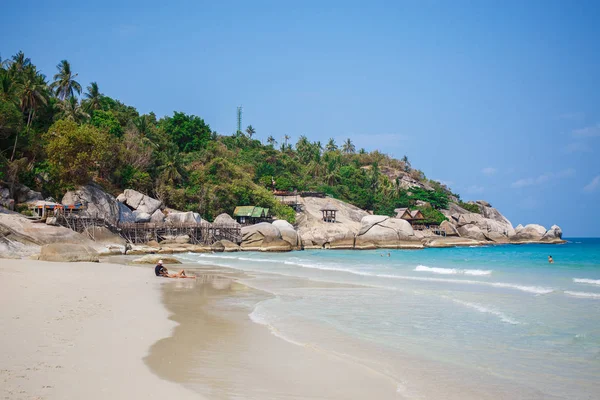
[0,259,202,400]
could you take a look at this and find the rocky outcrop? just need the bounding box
[440,220,460,236]
[457,224,487,241]
[118,189,162,215]
[541,225,563,242]
[423,237,482,248]
[12,183,43,204]
[296,196,367,249]
[355,215,419,249]
[240,222,292,252]
[272,220,302,250]
[62,183,129,223]
[213,213,238,226]
[510,224,547,242]
[211,239,240,252]
[133,210,151,223]
[131,254,181,264]
[165,211,202,224]
[150,209,165,223]
[39,243,99,262]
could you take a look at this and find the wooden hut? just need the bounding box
[395,208,426,229]
[233,206,271,225]
[320,203,338,223]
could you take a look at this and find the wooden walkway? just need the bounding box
[57,215,242,245]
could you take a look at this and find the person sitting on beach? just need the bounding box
[548,255,554,264]
[154,260,195,279]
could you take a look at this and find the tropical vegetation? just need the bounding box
[0,51,463,224]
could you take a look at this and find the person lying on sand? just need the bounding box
[154,260,195,279]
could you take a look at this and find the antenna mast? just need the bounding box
[236,106,243,134]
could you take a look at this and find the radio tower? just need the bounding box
[236,106,243,134]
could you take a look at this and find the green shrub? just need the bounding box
[459,201,481,214]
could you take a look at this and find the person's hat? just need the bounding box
[158,259,164,264]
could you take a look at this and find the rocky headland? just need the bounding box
[0,183,564,261]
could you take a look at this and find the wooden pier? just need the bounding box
[57,215,241,245]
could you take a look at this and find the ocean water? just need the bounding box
[181,239,600,399]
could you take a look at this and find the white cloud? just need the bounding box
[584,175,600,192]
[572,124,600,138]
[564,142,592,153]
[511,169,575,188]
[481,167,497,176]
[466,185,484,194]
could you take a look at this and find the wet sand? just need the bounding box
[145,265,402,399]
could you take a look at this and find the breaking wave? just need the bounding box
[564,291,600,299]
[573,278,600,286]
[415,265,492,276]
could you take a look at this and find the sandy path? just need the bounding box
[0,259,201,400]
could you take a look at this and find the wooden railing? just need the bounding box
[57,215,242,245]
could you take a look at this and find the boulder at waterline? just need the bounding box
[130,255,181,264]
[272,219,302,249]
[240,222,292,251]
[541,225,563,242]
[39,243,99,262]
[211,239,241,252]
[213,213,239,226]
[354,215,417,248]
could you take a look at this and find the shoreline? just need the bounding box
[124,238,567,257]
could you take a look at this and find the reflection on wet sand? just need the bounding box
[144,268,401,400]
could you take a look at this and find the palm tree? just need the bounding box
[283,134,291,150]
[359,148,366,155]
[245,125,256,139]
[50,60,82,100]
[8,51,31,75]
[325,138,337,152]
[267,135,277,147]
[0,69,18,102]
[55,96,89,123]
[83,82,102,112]
[11,67,48,160]
[342,138,355,154]
[401,155,411,172]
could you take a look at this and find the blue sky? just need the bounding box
[2,0,599,236]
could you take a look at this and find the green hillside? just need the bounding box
[1,52,456,223]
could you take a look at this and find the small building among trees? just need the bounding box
[233,206,271,225]
[395,207,426,229]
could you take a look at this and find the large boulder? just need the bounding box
[119,189,162,215]
[133,210,152,223]
[296,196,367,249]
[272,219,302,249]
[62,184,124,223]
[39,243,99,262]
[211,239,240,252]
[240,222,292,252]
[117,202,135,223]
[440,220,460,237]
[457,224,487,241]
[150,209,165,223]
[213,213,239,226]
[355,215,417,248]
[13,183,43,204]
[541,225,563,242]
[165,211,202,224]
[510,224,547,242]
[131,254,181,264]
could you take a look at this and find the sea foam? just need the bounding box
[415,265,492,276]
[447,298,520,325]
[564,291,600,299]
[573,278,600,286]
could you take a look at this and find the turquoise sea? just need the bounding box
[182,239,600,399]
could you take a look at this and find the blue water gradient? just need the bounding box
[182,239,600,398]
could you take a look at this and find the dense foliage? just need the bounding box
[0,51,460,223]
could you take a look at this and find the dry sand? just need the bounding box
[0,259,202,400]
